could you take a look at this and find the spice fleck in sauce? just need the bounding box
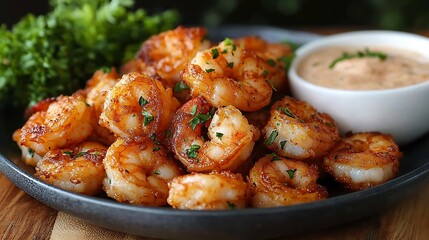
[298,46,429,90]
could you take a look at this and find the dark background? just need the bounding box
[2,0,429,31]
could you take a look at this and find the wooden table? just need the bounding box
[1,28,429,240]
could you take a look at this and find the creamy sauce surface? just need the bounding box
[298,46,429,90]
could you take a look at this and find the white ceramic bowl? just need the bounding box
[288,30,429,146]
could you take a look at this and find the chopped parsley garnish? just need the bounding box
[276,106,296,118]
[286,169,297,179]
[150,133,161,145]
[190,105,197,116]
[139,96,148,106]
[267,58,276,67]
[263,69,269,77]
[265,130,278,145]
[227,201,236,209]
[142,111,154,126]
[186,144,200,159]
[28,148,35,158]
[209,107,216,116]
[154,169,160,175]
[216,132,224,140]
[329,48,387,69]
[325,122,335,128]
[166,129,171,138]
[190,113,212,130]
[63,150,73,156]
[224,37,233,45]
[205,68,215,73]
[280,140,287,150]
[173,82,190,92]
[153,146,161,152]
[74,151,87,158]
[271,152,280,161]
[212,48,219,59]
[227,62,234,68]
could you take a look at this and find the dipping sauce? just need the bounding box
[298,46,429,90]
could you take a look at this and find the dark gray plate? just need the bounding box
[1,26,429,240]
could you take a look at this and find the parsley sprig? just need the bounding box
[329,48,387,69]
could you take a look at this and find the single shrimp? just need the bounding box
[99,72,180,140]
[234,36,293,92]
[103,137,183,206]
[262,96,340,160]
[165,97,260,172]
[323,132,402,191]
[85,68,119,145]
[137,26,210,87]
[35,141,107,195]
[182,38,273,112]
[248,155,328,208]
[167,171,248,210]
[13,95,93,156]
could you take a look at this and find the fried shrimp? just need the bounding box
[166,97,260,172]
[262,96,340,160]
[234,36,293,92]
[99,72,180,140]
[85,68,119,145]
[35,141,107,195]
[323,132,402,191]
[182,38,272,112]
[167,171,248,210]
[137,26,210,87]
[13,95,93,156]
[249,155,328,208]
[103,137,183,206]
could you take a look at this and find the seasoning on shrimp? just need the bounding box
[167,171,248,210]
[323,132,402,191]
[35,141,107,195]
[13,94,93,157]
[234,36,293,93]
[99,72,180,140]
[85,68,119,145]
[262,96,340,160]
[137,26,211,87]
[248,155,328,208]
[103,137,183,206]
[182,38,273,112]
[165,97,260,172]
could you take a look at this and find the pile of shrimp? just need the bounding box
[13,26,402,210]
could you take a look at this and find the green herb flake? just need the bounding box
[166,129,171,138]
[190,113,212,130]
[263,69,269,77]
[227,62,234,68]
[63,150,73,156]
[74,151,87,158]
[329,48,387,69]
[265,130,278,145]
[153,146,161,152]
[139,96,148,106]
[267,58,276,67]
[212,48,219,59]
[154,169,160,175]
[205,68,215,73]
[280,140,287,150]
[142,111,154,126]
[224,37,232,46]
[325,122,335,128]
[28,148,35,158]
[173,82,190,92]
[186,144,200,159]
[227,201,236,209]
[271,152,280,161]
[216,132,224,140]
[276,106,296,118]
[286,169,297,179]
[190,105,197,116]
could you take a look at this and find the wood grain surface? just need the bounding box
[1,28,429,240]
